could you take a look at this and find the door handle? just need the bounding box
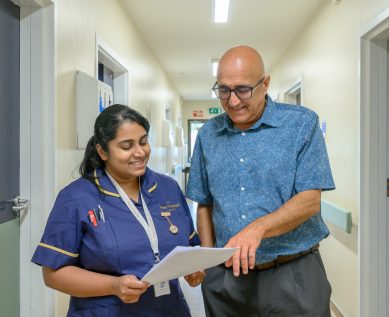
[9,196,30,215]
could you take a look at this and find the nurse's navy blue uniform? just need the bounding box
[32,168,200,317]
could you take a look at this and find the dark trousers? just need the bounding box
[201,250,331,317]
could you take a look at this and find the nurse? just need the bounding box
[32,104,204,317]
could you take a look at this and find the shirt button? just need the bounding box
[241,187,245,191]
[242,132,246,136]
[241,215,246,219]
[240,158,244,163]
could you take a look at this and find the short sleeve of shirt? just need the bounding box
[294,114,335,193]
[186,133,213,204]
[31,189,83,270]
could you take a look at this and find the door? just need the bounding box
[0,0,21,315]
[360,15,389,317]
[387,39,389,315]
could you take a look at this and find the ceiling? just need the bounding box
[120,0,327,101]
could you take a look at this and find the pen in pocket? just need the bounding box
[88,210,98,227]
[98,205,106,222]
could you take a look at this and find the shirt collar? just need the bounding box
[93,167,158,198]
[215,95,282,133]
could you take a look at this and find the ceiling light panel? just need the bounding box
[214,0,229,23]
[212,59,218,76]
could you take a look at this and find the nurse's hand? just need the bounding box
[112,275,149,303]
[184,270,205,287]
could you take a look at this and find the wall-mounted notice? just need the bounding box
[193,110,204,118]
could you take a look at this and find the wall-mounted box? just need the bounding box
[76,70,113,149]
[151,118,174,148]
[161,118,174,148]
[174,126,184,147]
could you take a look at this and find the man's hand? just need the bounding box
[224,190,321,277]
[224,222,264,276]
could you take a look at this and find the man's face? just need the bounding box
[217,60,269,130]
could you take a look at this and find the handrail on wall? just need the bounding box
[321,199,352,233]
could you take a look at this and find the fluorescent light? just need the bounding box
[214,0,229,23]
[212,60,218,76]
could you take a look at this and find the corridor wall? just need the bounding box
[268,0,389,315]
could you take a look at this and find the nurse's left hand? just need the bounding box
[184,270,205,287]
[112,275,149,304]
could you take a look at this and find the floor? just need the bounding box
[179,277,206,317]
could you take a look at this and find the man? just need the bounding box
[186,45,335,317]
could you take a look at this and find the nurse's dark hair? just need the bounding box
[79,104,150,181]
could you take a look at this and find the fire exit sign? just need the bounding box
[209,107,222,114]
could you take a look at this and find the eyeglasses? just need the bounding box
[212,77,265,100]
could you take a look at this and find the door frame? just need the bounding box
[283,75,303,105]
[19,1,55,316]
[360,8,389,317]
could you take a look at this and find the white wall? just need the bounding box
[54,0,182,315]
[267,0,389,316]
[55,0,182,184]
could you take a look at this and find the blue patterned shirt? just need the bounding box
[186,96,335,264]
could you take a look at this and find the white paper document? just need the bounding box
[141,246,237,285]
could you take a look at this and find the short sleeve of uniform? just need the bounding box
[187,204,201,246]
[31,189,83,270]
[295,114,335,193]
[186,133,213,204]
[184,200,201,246]
[172,180,201,246]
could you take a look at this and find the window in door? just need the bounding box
[188,119,207,163]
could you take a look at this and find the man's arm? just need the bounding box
[224,189,321,276]
[197,203,215,247]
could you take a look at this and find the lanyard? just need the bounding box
[106,171,160,263]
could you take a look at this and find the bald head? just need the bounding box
[215,45,270,130]
[217,45,265,81]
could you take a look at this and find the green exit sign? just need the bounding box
[209,107,222,114]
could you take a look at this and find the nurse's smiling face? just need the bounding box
[97,121,151,182]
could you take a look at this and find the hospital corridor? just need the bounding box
[1,0,389,316]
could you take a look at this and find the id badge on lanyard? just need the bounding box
[106,171,170,297]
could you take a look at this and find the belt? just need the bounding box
[254,243,320,271]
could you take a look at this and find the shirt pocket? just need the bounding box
[79,220,120,273]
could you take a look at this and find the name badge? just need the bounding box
[154,280,171,297]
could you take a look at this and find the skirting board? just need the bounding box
[330,299,345,317]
